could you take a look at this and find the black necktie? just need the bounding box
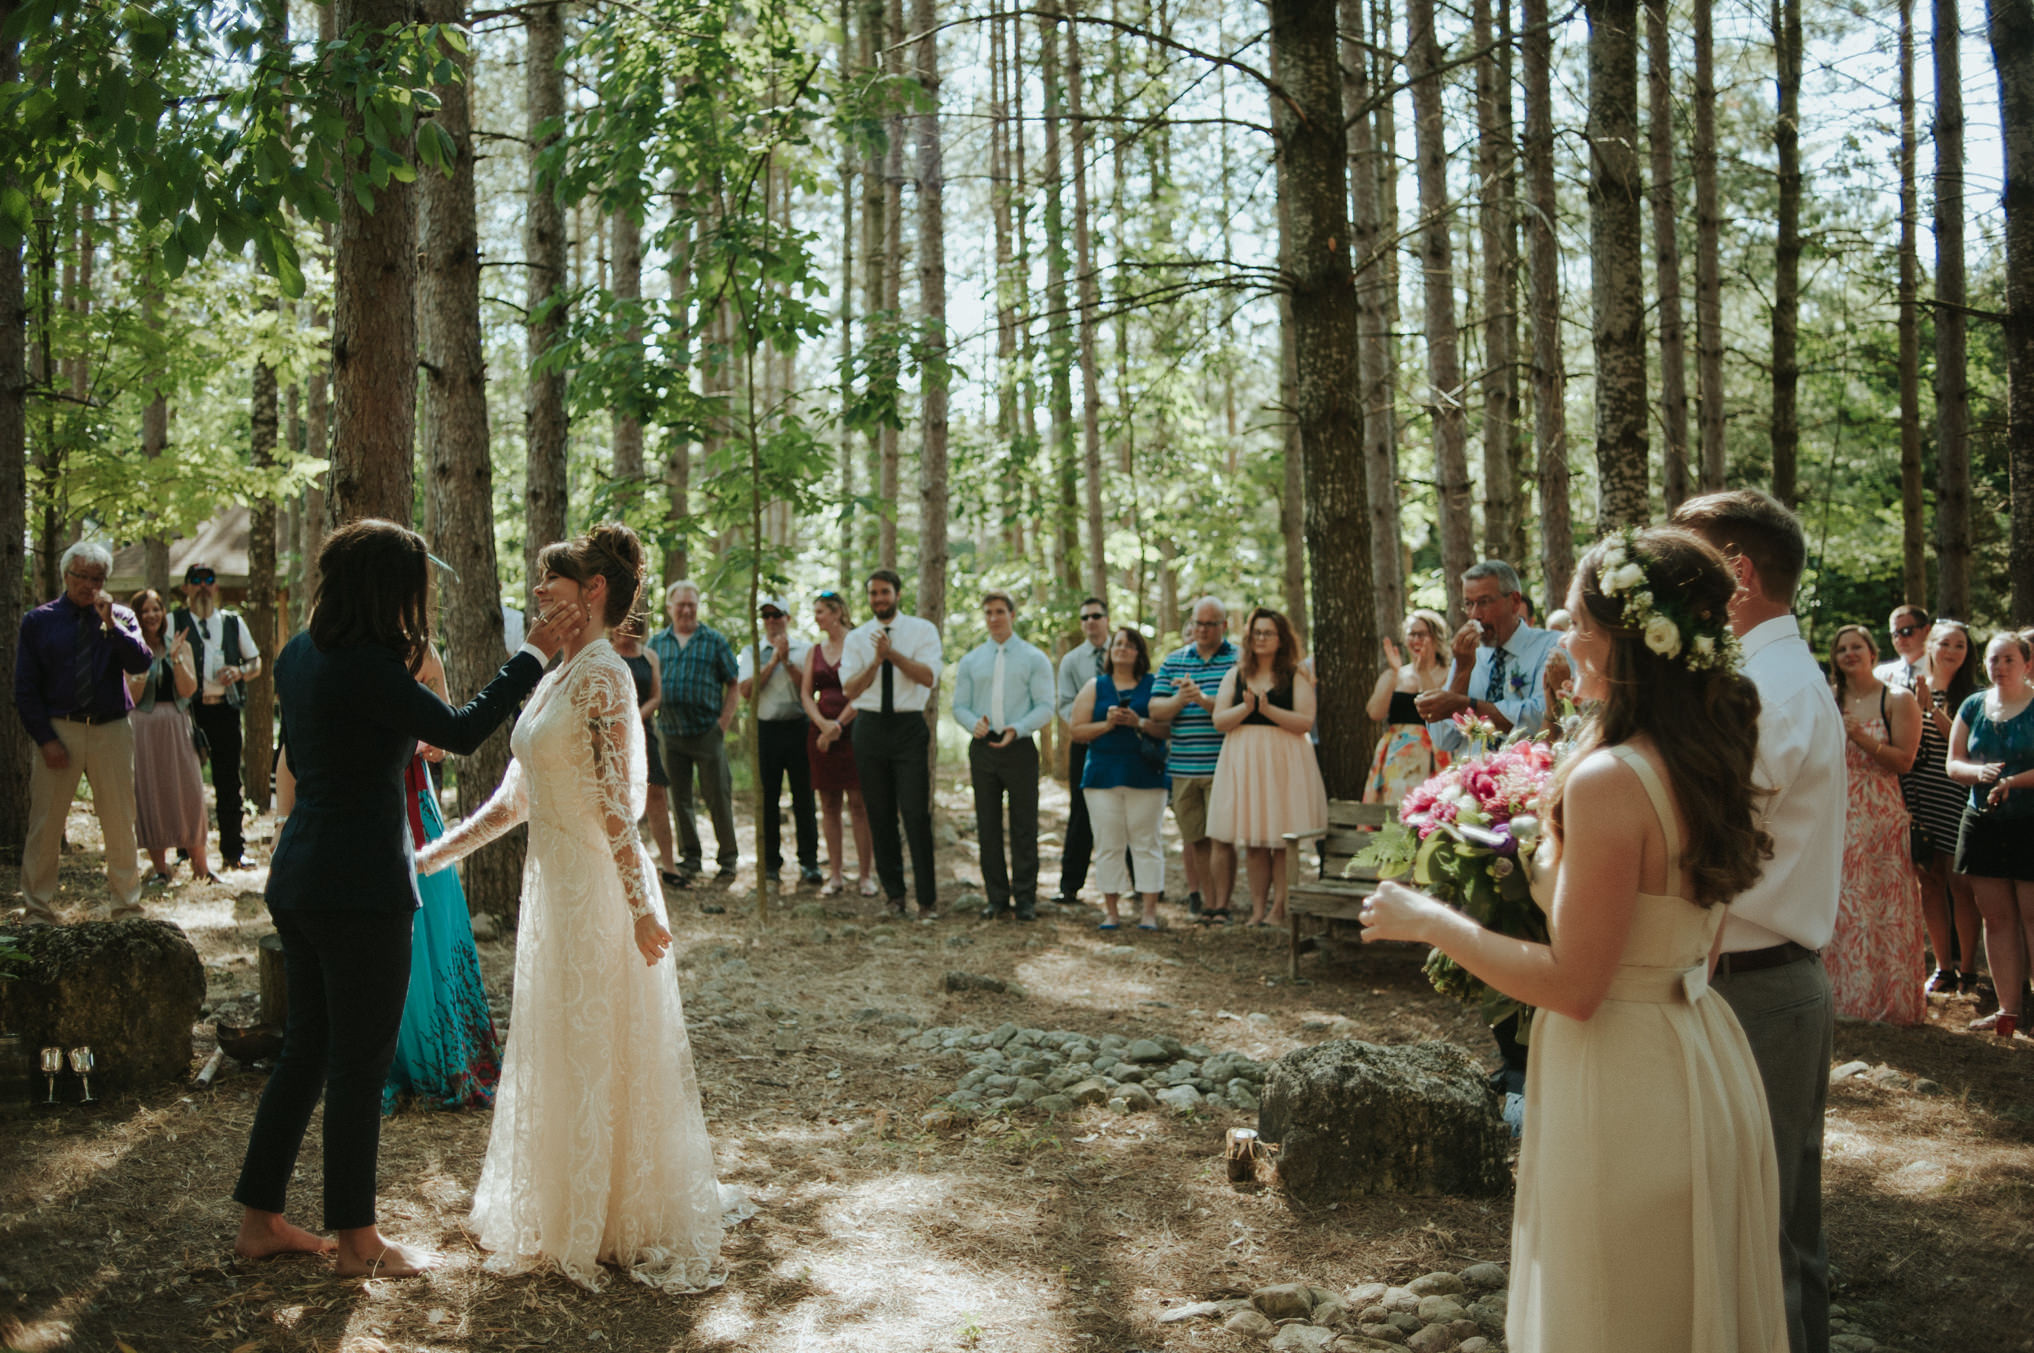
[880,628,894,714]
[73,608,97,710]
[1485,647,1509,703]
[1094,644,1106,679]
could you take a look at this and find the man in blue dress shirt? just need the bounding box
[13,542,155,923]
[953,590,1057,921]
[1418,559,1562,758]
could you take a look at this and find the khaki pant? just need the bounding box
[23,717,142,921]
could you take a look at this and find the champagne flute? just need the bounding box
[68,1046,94,1103]
[40,1046,62,1104]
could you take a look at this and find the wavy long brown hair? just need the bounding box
[1548,526,1772,909]
[1237,607,1300,687]
[1827,624,1880,702]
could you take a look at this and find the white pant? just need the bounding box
[24,717,142,920]
[1083,785,1166,896]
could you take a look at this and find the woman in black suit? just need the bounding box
[231,519,579,1277]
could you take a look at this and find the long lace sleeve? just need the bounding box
[580,654,657,922]
[416,757,529,875]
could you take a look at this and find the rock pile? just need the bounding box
[1156,1265,1512,1351]
[903,1021,1270,1117]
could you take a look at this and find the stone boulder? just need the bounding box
[0,920,205,1092]
[1258,1040,1509,1203]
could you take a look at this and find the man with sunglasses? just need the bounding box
[1874,605,1932,688]
[1050,597,1114,908]
[172,563,264,870]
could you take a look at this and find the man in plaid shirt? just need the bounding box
[648,579,740,885]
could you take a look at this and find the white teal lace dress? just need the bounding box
[419,638,750,1292]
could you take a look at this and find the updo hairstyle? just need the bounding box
[535,521,648,634]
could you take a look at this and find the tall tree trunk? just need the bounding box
[1525,0,1574,601]
[664,203,693,586]
[523,0,569,583]
[1343,0,1404,633]
[991,11,1019,564]
[1277,182,1307,634]
[1039,5,1078,591]
[1937,0,1973,619]
[1993,0,2034,621]
[1068,5,1107,605]
[1648,0,1690,511]
[1474,0,1521,563]
[1900,0,1927,604]
[1693,0,1724,491]
[1408,0,1475,618]
[879,0,904,570]
[914,0,950,683]
[1770,0,1802,509]
[0,0,29,848]
[611,208,643,480]
[247,356,278,811]
[420,0,521,919]
[1270,0,1378,799]
[327,0,419,526]
[838,0,858,588]
[856,0,884,575]
[141,283,171,594]
[1588,0,1649,530]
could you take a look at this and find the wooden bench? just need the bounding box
[1282,798,1394,979]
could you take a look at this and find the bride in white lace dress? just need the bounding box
[418,523,748,1293]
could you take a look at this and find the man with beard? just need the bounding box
[838,570,945,920]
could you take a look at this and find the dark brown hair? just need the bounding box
[1106,626,1151,679]
[1549,526,1772,909]
[1929,621,1977,710]
[127,588,168,639]
[1670,488,1807,604]
[1827,624,1879,701]
[308,518,432,674]
[535,521,647,633]
[1237,607,1300,687]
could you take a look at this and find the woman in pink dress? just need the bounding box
[1827,624,1926,1024]
[799,590,875,897]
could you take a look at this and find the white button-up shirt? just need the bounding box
[1724,614,1848,952]
[737,636,813,722]
[839,613,944,714]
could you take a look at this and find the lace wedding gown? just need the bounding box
[419,638,748,1292]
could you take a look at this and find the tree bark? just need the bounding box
[1770,0,1802,509]
[523,0,569,586]
[0,0,30,848]
[246,353,279,812]
[914,0,950,661]
[611,208,644,481]
[141,284,171,594]
[1342,0,1404,634]
[1040,4,1078,591]
[1269,0,1378,799]
[1407,0,1475,618]
[1474,0,1522,563]
[879,0,904,571]
[1648,0,1689,512]
[1588,0,1649,531]
[327,0,419,527]
[1937,0,1972,620]
[1900,0,1927,604]
[1992,0,2034,621]
[1525,0,1574,602]
[838,0,858,588]
[1068,5,1107,607]
[1693,0,1724,491]
[419,0,521,919]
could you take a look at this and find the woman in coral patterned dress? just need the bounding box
[1827,624,1926,1024]
[1362,609,1452,809]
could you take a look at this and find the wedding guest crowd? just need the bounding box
[1068,627,1168,930]
[127,587,212,886]
[1947,630,2034,1040]
[1207,608,1326,928]
[952,590,1055,921]
[799,590,875,897]
[649,580,741,886]
[1362,607,1450,808]
[1052,597,1115,907]
[172,562,262,870]
[839,570,944,919]
[1150,598,1242,922]
[1904,620,1985,996]
[738,597,822,888]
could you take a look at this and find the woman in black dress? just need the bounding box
[230,519,578,1277]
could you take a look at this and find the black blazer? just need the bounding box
[267,632,544,912]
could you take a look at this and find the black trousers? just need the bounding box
[1059,738,1095,896]
[233,907,413,1231]
[192,699,245,860]
[851,711,937,908]
[758,718,820,872]
[969,736,1040,909]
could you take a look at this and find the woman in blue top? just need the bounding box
[1945,629,2034,1039]
[1070,627,1168,930]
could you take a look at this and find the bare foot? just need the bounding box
[335,1230,435,1279]
[235,1209,336,1261]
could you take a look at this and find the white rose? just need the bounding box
[1693,634,1716,657]
[1608,562,1647,594]
[1643,614,1682,658]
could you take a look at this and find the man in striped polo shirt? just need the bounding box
[1149,597,1241,923]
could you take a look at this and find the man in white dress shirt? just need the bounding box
[1675,489,1845,1353]
[839,569,945,920]
[953,591,1056,921]
[1872,603,1930,690]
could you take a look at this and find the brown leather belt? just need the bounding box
[55,711,127,725]
[1715,941,1818,976]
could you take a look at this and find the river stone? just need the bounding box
[0,919,204,1090]
[1403,1325,1454,1353]
[1250,1283,1317,1320]
[1268,1325,1336,1353]
[1155,1083,1204,1114]
[1117,1083,1158,1112]
[1311,1299,1349,1328]
[1456,1339,1492,1353]
[1333,1337,1411,1353]
[1033,1093,1075,1115]
[1066,1077,1112,1106]
[1225,1308,1278,1338]
[1346,1283,1389,1307]
[1408,1272,1465,1297]
[1444,1320,1482,1343]
[1257,1040,1509,1202]
[1357,1324,1406,1345]
[1458,1263,1506,1293]
[1125,1038,1169,1062]
[1415,1296,1466,1324]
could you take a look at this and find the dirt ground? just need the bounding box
[3,770,2032,1353]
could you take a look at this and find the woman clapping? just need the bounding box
[1945,631,2034,1038]
[126,588,210,885]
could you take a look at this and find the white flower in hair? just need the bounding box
[1643,614,1682,659]
[1607,562,1648,595]
[1693,634,1716,659]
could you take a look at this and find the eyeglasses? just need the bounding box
[759,610,784,619]
[1893,623,1929,639]
[1080,612,1105,622]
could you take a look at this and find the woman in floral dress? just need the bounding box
[1362,609,1451,808]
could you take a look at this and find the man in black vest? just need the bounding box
[173,563,263,869]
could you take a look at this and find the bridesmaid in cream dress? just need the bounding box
[1360,526,1786,1353]
[420,524,749,1293]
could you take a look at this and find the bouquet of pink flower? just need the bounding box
[1354,735,1558,1036]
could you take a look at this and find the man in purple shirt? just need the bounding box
[13,541,154,923]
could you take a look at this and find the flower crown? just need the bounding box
[1594,530,1740,673]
